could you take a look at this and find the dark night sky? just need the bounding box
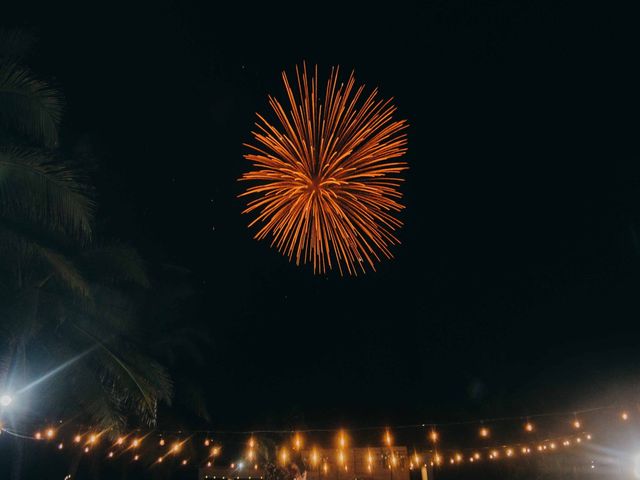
[3,1,637,433]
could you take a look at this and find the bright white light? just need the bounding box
[0,394,12,407]
[238,462,244,470]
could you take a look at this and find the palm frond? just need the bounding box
[0,61,64,147]
[0,146,94,241]
[79,243,151,289]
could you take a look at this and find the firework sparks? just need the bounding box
[240,64,408,275]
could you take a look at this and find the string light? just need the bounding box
[479,427,490,438]
[429,429,438,443]
[159,438,165,446]
[207,461,212,467]
[338,430,347,448]
[205,438,211,446]
[506,449,513,457]
[58,443,64,450]
[34,432,42,440]
[573,419,581,429]
[108,452,114,458]
[182,459,188,466]
[311,447,319,467]
[46,428,55,439]
[524,422,534,432]
[131,438,140,448]
[117,437,125,446]
[622,412,629,421]
[84,447,90,453]
[172,442,181,453]
[133,455,140,461]
[157,457,164,463]
[293,433,302,450]
[280,447,288,465]
[384,429,393,447]
[89,434,97,444]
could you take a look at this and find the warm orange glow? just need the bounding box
[384,430,393,447]
[117,437,125,446]
[240,64,408,276]
[338,430,347,448]
[622,412,629,421]
[159,438,165,446]
[573,420,581,429]
[34,432,42,440]
[294,433,302,450]
[182,459,188,466]
[74,435,82,443]
[58,443,64,450]
[429,430,438,443]
[207,461,212,467]
[172,442,181,453]
[311,447,319,466]
[205,438,211,446]
[323,462,328,473]
[89,434,97,444]
[158,457,164,463]
[131,438,139,448]
[108,451,114,458]
[84,447,90,453]
[46,428,55,439]
[338,450,345,465]
[211,446,220,457]
[479,427,489,438]
[133,454,140,461]
[524,422,534,432]
[280,447,289,464]
[473,452,480,460]
[506,449,513,457]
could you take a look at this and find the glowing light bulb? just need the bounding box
[205,438,211,446]
[46,428,55,439]
[182,459,188,466]
[0,394,12,407]
[212,447,220,456]
[338,431,346,448]
[207,461,212,467]
[84,447,90,453]
[89,434,97,444]
[521,447,527,454]
[131,439,139,448]
[323,463,328,473]
[455,453,462,462]
[159,438,165,446]
[34,432,42,440]
[576,438,581,443]
[134,455,140,461]
[550,443,556,450]
[294,433,302,450]
[524,422,534,432]
[158,457,164,463]
[586,434,592,440]
[506,449,513,457]
[280,448,288,464]
[491,450,499,459]
[473,452,480,460]
[429,430,438,443]
[58,443,64,450]
[384,430,392,446]
[172,442,181,453]
[108,452,114,458]
[479,427,489,438]
[622,412,629,421]
[311,448,319,466]
[117,437,124,445]
[573,420,581,429]
[74,435,82,443]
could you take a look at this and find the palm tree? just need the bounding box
[0,29,173,478]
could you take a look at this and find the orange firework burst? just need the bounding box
[239,64,408,275]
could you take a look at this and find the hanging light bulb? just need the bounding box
[74,435,82,443]
[46,428,55,439]
[573,419,581,429]
[311,448,319,467]
[524,422,534,432]
[159,438,165,446]
[58,443,64,450]
[116,437,125,446]
[429,429,438,443]
[479,427,490,438]
[108,452,114,458]
[172,442,181,453]
[205,438,211,446]
[133,455,140,461]
[293,433,302,450]
[131,438,140,448]
[506,449,513,457]
[158,457,164,463]
[622,412,629,421]
[384,429,392,447]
